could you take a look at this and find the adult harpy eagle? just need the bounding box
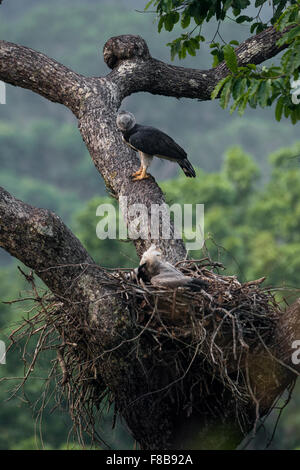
[137,245,207,291]
[116,111,196,181]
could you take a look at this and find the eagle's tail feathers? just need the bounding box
[178,159,196,178]
[186,278,208,291]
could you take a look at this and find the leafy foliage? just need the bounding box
[210,2,300,123]
[147,0,296,59]
[147,0,300,122]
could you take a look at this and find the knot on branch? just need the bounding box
[103,35,151,69]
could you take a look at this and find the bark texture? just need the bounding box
[106,27,289,101]
[0,26,299,449]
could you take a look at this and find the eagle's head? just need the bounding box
[116,111,136,132]
[138,245,162,281]
[140,244,162,266]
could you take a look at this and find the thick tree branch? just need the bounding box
[0,186,125,338]
[0,187,92,290]
[105,27,288,100]
[0,40,86,113]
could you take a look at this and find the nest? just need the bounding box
[3,259,289,448]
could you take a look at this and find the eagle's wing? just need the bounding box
[150,273,188,289]
[128,125,187,162]
[150,262,207,290]
[150,263,190,289]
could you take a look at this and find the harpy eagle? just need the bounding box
[136,245,207,291]
[116,111,196,181]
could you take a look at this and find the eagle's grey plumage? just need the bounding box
[137,245,207,291]
[116,111,196,181]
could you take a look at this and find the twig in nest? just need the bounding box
[57,349,69,385]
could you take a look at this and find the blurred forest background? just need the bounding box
[1,0,300,450]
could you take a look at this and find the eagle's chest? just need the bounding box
[122,135,138,152]
[122,135,153,167]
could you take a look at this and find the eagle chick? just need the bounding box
[137,245,207,291]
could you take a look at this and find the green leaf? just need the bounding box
[236,15,253,23]
[275,97,284,121]
[277,25,300,46]
[144,0,154,11]
[210,42,220,48]
[191,37,201,49]
[238,93,249,116]
[181,12,190,29]
[257,80,272,107]
[224,0,233,11]
[158,16,164,33]
[230,96,242,114]
[223,44,238,73]
[248,79,261,98]
[168,38,182,61]
[164,11,179,31]
[256,23,268,33]
[232,77,247,100]
[291,108,298,124]
[255,0,266,6]
[284,104,291,118]
[172,11,180,24]
[220,79,232,109]
[250,22,262,34]
[224,0,233,10]
[211,75,231,100]
[187,41,196,56]
[212,54,220,67]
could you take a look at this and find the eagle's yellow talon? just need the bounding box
[131,167,143,177]
[132,167,149,181]
[132,173,150,181]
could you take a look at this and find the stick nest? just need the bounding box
[4,259,286,448]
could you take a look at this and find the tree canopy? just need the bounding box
[147,0,300,123]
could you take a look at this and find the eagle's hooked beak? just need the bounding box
[137,262,152,284]
[137,262,146,278]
